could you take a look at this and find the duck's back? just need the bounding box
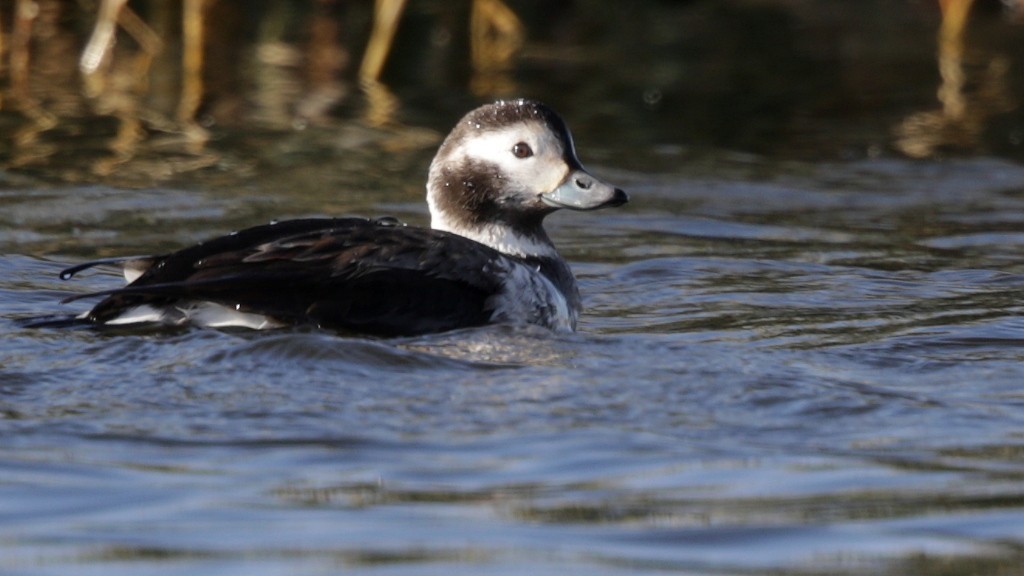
[74,218,504,336]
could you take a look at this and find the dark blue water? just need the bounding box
[4,156,1024,575]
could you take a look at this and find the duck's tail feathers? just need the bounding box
[60,256,156,282]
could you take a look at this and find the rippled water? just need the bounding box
[4,155,1024,574]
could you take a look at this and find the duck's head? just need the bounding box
[427,99,628,257]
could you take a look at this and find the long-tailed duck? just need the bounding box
[59,99,628,336]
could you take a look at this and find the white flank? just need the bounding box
[104,302,282,330]
[103,304,173,326]
[121,258,154,283]
[188,303,283,329]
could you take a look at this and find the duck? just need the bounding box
[59,99,628,336]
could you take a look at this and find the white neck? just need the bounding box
[429,208,557,259]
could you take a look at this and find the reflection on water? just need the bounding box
[0,0,523,183]
[894,0,1016,157]
[2,1,1024,186]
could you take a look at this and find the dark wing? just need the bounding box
[65,217,508,336]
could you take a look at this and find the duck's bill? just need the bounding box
[541,169,629,211]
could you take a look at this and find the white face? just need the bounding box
[427,101,626,258]
[455,121,572,206]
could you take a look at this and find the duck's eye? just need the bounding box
[512,142,533,159]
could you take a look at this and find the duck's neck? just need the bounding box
[429,206,581,315]
[431,214,558,260]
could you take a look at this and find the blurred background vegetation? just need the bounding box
[0,0,1022,187]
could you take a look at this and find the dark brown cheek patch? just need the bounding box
[432,160,501,225]
[432,160,548,233]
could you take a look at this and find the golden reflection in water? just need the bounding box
[359,0,408,84]
[299,0,349,125]
[0,0,525,184]
[361,77,400,128]
[7,0,63,171]
[469,0,524,97]
[9,0,36,107]
[359,0,406,127]
[894,0,1016,158]
[357,0,524,115]
[80,0,128,77]
[177,0,206,139]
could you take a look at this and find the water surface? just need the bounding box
[5,1,1024,574]
[5,155,1024,575]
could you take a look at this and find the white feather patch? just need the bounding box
[103,302,282,330]
[434,221,557,259]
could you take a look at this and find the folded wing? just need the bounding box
[65,218,507,336]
